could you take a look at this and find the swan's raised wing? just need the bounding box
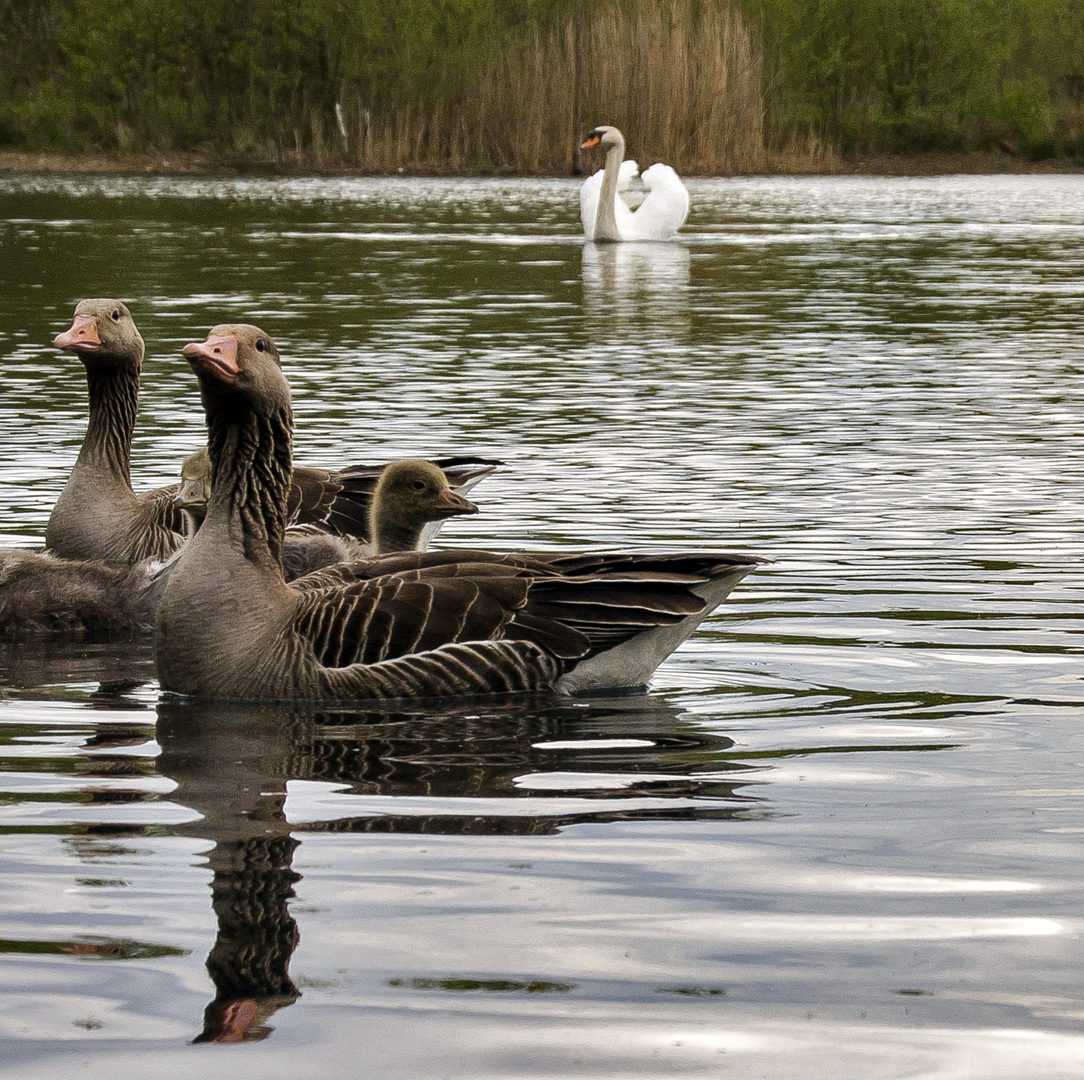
[625,163,690,240]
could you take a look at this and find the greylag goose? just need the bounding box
[580,126,689,242]
[367,459,478,553]
[49,299,500,566]
[278,458,480,578]
[47,299,187,565]
[154,325,762,700]
[174,453,479,579]
[0,549,154,636]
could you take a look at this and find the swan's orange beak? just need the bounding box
[581,133,602,150]
[183,334,241,383]
[54,315,101,353]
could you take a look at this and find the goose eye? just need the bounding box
[111,309,121,321]
[255,338,267,353]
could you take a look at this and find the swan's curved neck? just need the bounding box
[205,399,293,571]
[594,134,626,243]
[78,365,139,482]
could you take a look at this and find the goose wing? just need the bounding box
[291,558,585,669]
[288,466,342,525]
[135,486,187,558]
[288,550,762,699]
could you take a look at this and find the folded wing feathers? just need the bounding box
[293,572,531,670]
[286,549,758,692]
[140,487,187,551]
[287,466,341,525]
[319,639,562,700]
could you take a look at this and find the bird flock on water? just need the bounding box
[2,127,764,702]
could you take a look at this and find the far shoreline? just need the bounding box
[3,148,1084,179]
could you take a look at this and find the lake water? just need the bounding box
[1,172,1084,1076]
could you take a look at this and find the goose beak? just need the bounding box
[54,315,101,353]
[580,134,602,150]
[173,479,201,509]
[183,334,241,383]
[435,488,479,517]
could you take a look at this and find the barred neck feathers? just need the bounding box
[79,363,139,480]
[53,298,145,482]
[206,402,293,569]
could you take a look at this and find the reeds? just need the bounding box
[328,0,767,175]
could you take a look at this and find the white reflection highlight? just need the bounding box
[844,874,1042,894]
[570,913,1063,941]
[532,738,655,749]
[581,242,691,331]
[284,782,732,822]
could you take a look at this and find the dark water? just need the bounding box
[1,173,1084,1076]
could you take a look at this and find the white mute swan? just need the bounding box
[579,126,689,242]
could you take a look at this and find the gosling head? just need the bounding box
[174,447,211,533]
[370,459,479,554]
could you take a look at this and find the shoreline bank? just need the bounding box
[3,149,1084,179]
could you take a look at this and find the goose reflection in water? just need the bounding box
[581,242,691,332]
[153,691,761,1042]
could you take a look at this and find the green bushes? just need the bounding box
[743,0,1084,156]
[1,0,1084,168]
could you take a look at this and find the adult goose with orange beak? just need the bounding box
[155,324,763,701]
[48,299,500,572]
[47,299,188,566]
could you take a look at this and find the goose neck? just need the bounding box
[371,510,421,555]
[78,365,140,482]
[205,404,293,572]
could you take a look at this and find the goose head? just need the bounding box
[181,324,290,417]
[371,459,479,552]
[174,447,211,531]
[581,125,624,152]
[54,299,144,371]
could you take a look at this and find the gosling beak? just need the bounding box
[435,488,479,517]
[54,315,101,353]
[183,334,241,383]
[173,480,199,509]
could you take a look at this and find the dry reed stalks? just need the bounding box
[331,0,769,175]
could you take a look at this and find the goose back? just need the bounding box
[0,549,155,636]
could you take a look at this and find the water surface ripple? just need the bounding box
[0,174,1083,1076]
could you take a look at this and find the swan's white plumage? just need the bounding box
[580,158,639,235]
[580,127,689,242]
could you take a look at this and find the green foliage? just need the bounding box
[1,0,1083,162]
[739,0,1084,155]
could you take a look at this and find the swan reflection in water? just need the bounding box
[581,241,691,333]
[154,691,761,1042]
